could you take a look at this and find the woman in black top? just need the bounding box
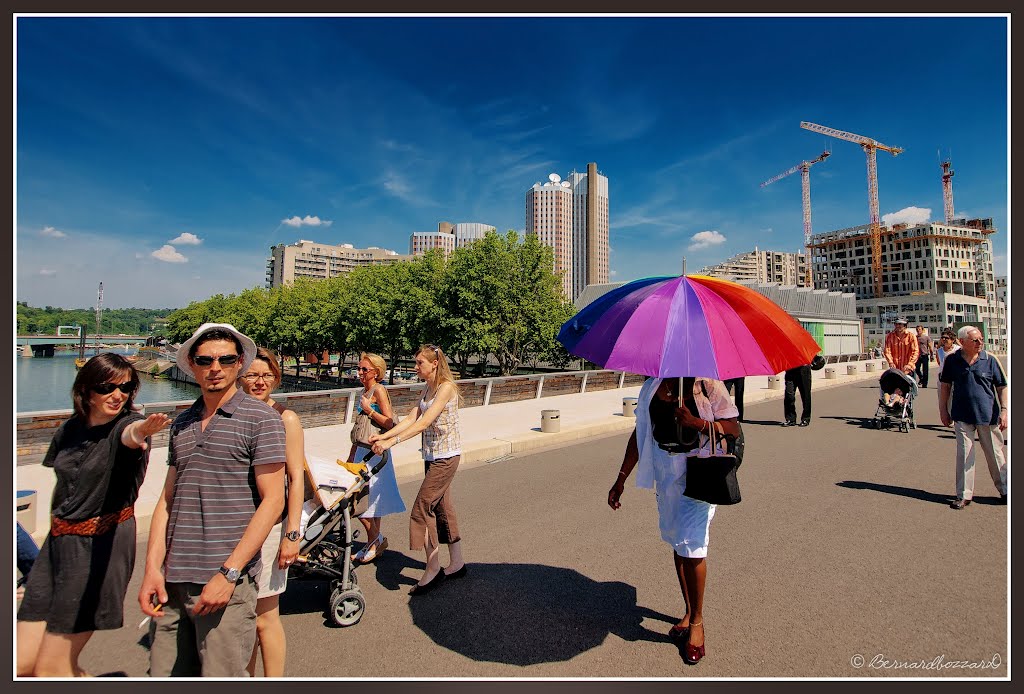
[17,353,170,677]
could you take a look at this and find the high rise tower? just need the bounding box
[528,162,609,300]
[526,174,574,298]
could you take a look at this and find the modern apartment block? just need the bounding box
[698,247,811,287]
[409,221,496,257]
[265,240,412,289]
[808,218,1006,351]
[527,162,609,301]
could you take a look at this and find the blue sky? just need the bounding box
[16,15,1009,309]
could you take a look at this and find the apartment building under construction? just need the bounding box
[808,217,1006,351]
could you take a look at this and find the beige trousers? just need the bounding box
[954,421,1008,500]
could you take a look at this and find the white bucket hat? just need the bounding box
[175,322,257,380]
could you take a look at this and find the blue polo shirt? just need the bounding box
[938,350,1007,425]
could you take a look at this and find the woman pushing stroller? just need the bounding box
[370,345,468,596]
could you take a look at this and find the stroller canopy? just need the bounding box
[879,368,918,397]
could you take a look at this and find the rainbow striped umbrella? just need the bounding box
[558,275,822,379]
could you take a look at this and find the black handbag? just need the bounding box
[682,404,744,506]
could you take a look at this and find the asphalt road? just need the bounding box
[76,379,1008,678]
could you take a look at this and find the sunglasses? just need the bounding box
[193,354,240,367]
[92,382,135,395]
[357,367,373,373]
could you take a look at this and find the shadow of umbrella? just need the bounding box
[407,563,672,666]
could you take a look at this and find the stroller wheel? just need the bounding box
[329,588,365,627]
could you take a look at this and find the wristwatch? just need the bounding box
[218,565,241,582]
[284,530,301,542]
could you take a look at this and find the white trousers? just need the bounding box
[954,421,1008,500]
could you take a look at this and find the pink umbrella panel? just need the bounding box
[557,275,822,380]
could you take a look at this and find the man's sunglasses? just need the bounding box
[92,382,136,395]
[193,354,240,367]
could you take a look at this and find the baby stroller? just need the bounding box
[872,368,918,432]
[289,449,391,627]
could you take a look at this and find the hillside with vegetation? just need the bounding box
[16,303,175,336]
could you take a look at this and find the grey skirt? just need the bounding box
[17,517,137,634]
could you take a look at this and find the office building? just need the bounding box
[527,162,609,301]
[266,240,412,289]
[809,218,1006,352]
[698,247,811,287]
[410,221,497,257]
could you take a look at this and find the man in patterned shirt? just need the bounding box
[139,324,286,677]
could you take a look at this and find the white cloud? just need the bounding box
[39,268,56,276]
[282,215,333,227]
[169,232,202,245]
[688,230,727,251]
[882,206,931,227]
[609,269,618,278]
[152,245,188,263]
[40,226,67,238]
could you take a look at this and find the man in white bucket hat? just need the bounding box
[139,323,286,677]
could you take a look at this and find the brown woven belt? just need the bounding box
[51,506,134,537]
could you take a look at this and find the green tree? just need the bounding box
[440,230,570,376]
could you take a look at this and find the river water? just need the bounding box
[17,349,201,413]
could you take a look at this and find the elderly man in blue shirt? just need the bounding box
[938,326,1008,510]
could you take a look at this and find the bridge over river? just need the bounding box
[16,334,149,357]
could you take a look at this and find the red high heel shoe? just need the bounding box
[683,621,705,665]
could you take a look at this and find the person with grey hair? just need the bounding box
[938,326,1008,510]
[138,323,287,677]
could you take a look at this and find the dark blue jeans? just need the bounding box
[17,522,39,586]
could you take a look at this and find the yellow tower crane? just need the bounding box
[800,121,903,298]
[760,149,831,287]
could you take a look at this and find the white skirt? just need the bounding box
[352,445,407,518]
[255,521,288,598]
[654,455,716,559]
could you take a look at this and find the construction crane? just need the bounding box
[760,149,831,287]
[941,158,955,223]
[800,121,903,298]
[95,282,103,346]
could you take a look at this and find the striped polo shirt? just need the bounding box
[164,389,287,584]
[884,330,920,372]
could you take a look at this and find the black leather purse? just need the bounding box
[682,387,744,506]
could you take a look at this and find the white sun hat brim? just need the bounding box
[175,322,257,380]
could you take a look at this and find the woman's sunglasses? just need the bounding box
[193,354,240,366]
[92,382,136,395]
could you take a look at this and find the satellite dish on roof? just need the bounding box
[561,181,571,187]
[548,173,561,184]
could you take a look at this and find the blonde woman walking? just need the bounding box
[238,348,306,677]
[347,352,406,564]
[370,345,466,596]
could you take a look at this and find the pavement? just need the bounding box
[17,360,896,542]
[39,369,1008,678]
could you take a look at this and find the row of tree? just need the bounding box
[164,230,579,379]
[16,304,173,336]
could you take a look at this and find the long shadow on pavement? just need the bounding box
[820,415,889,430]
[836,480,952,505]
[280,548,422,622]
[402,563,673,666]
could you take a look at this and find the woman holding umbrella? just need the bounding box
[560,273,820,664]
[607,376,739,665]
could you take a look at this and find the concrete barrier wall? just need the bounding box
[16,369,648,463]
